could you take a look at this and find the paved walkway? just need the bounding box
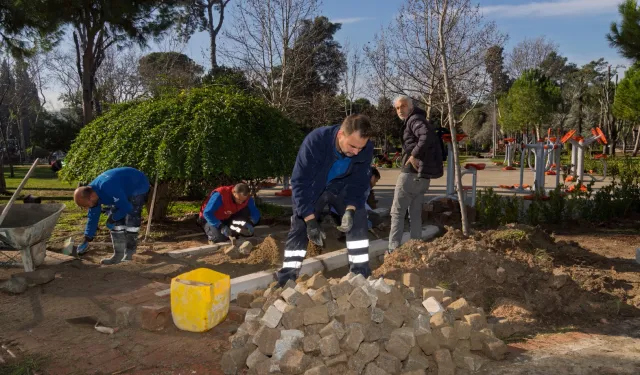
[259,160,612,209]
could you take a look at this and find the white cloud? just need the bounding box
[481,0,621,18]
[332,17,375,24]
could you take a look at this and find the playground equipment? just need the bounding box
[499,135,561,196]
[373,151,403,168]
[0,203,66,271]
[275,175,292,196]
[543,130,561,176]
[429,133,485,207]
[501,138,518,170]
[564,127,608,190]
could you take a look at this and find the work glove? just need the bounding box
[337,208,355,232]
[77,236,93,255]
[220,225,232,238]
[306,218,326,247]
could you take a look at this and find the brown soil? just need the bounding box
[242,236,282,265]
[375,224,640,330]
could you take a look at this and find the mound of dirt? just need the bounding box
[374,224,640,328]
[242,236,282,266]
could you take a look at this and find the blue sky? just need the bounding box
[45,0,631,109]
[179,0,629,69]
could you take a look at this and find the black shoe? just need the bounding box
[276,268,298,287]
[350,264,372,279]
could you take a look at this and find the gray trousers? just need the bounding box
[389,172,430,251]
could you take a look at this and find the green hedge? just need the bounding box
[61,86,302,185]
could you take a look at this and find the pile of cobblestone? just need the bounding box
[223,272,508,375]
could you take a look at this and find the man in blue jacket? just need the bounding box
[277,114,374,286]
[73,167,150,265]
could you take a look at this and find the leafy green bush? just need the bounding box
[476,188,503,227]
[61,86,302,218]
[475,173,640,228]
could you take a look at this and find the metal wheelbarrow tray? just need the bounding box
[0,203,66,272]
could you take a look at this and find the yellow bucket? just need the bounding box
[170,268,231,332]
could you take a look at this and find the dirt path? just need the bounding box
[482,318,640,374]
[2,223,640,374]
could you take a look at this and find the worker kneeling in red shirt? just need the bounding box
[197,183,261,244]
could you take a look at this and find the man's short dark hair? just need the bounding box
[370,167,380,179]
[341,114,373,138]
[234,183,250,196]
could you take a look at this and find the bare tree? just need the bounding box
[224,0,319,115]
[95,47,145,106]
[434,0,504,235]
[365,2,442,118]
[179,0,231,68]
[45,48,82,113]
[365,0,504,123]
[341,40,364,116]
[507,36,558,78]
[367,0,504,235]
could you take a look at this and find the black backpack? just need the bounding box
[434,126,450,162]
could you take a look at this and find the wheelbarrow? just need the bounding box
[0,203,66,272]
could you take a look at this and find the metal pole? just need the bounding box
[143,174,159,242]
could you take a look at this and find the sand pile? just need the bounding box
[374,224,640,336]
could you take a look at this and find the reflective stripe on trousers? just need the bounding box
[281,206,370,270]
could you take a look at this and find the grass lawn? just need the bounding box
[1,165,286,245]
[1,165,95,243]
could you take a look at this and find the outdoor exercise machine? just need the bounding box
[543,129,561,176]
[564,127,608,190]
[275,176,292,197]
[501,138,518,170]
[499,135,562,196]
[428,133,486,207]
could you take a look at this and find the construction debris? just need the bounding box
[223,272,507,375]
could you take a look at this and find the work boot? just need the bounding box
[276,268,299,287]
[122,231,138,262]
[349,264,372,279]
[101,231,126,265]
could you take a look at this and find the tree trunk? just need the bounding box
[8,155,14,177]
[0,154,6,194]
[633,125,640,157]
[577,89,583,134]
[81,48,95,125]
[437,0,469,236]
[207,3,218,68]
[146,181,171,221]
[94,88,102,117]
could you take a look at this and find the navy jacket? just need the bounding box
[84,167,150,238]
[291,125,374,218]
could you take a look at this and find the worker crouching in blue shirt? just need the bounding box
[73,167,150,265]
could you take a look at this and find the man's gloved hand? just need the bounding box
[337,208,355,232]
[77,236,93,255]
[306,218,326,246]
[245,222,255,236]
[220,225,232,238]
